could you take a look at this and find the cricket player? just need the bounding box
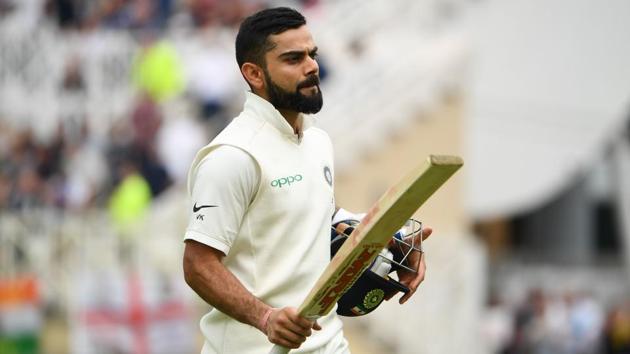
[183,7,430,354]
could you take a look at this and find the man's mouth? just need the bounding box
[297,76,320,91]
[300,84,318,91]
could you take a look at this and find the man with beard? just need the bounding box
[182,7,348,354]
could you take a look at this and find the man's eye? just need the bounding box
[310,52,319,60]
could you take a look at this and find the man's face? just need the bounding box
[262,25,322,114]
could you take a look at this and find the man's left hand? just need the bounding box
[392,226,433,304]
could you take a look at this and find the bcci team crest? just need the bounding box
[349,288,386,316]
[363,288,385,309]
[323,166,333,187]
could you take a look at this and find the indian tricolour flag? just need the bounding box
[0,276,41,354]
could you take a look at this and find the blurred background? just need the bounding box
[1,0,630,353]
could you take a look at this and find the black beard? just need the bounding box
[264,70,323,114]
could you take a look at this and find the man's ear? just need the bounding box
[241,63,265,91]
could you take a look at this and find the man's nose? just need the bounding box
[304,55,319,76]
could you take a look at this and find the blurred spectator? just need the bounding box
[215,0,249,27]
[8,130,38,173]
[107,105,172,200]
[0,122,9,155]
[45,0,175,31]
[44,0,85,30]
[63,124,108,210]
[187,0,220,28]
[300,0,320,9]
[185,0,255,29]
[106,120,135,185]
[156,101,207,185]
[507,289,571,354]
[480,294,513,354]
[491,288,619,354]
[108,157,152,232]
[35,124,65,182]
[183,30,241,126]
[153,0,174,28]
[131,93,162,149]
[603,301,630,354]
[102,0,149,29]
[0,171,10,209]
[58,55,88,142]
[0,0,15,17]
[4,130,46,210]
[137,146,172,197]
[99,0,173,30]
[12,166,45,210]
[132,33,185,102]
[60,55,86,93]
[129,94,173,196]
[567,292,605,354]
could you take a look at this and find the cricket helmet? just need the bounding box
[330,218,424,316]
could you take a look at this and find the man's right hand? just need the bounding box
[265,307,321,349]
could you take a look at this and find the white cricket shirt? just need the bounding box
[185,92,342,354]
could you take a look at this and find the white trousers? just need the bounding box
[201,329,350,354]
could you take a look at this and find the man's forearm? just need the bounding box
[183,241,270,332]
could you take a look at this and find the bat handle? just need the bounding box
[268,315,319,354]
[268,344,290,354]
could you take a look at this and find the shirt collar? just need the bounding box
[243,91,314,143]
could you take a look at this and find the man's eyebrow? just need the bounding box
[278,46,318,59]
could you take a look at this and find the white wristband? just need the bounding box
[332,208,364,225]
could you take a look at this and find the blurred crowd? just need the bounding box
[482,289,630,354]
[1,2,329,352]
[0,97,166,209]
[0,0,321,32]
[0,0,326,223]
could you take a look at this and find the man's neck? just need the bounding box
[253,90,302,135]
[277,108,300,132]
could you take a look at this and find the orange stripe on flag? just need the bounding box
[0,276,39,306]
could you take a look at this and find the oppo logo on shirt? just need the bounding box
[271,174,303,188]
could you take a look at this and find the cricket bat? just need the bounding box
[269,155,463,354]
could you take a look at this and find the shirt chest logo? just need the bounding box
[271,174,303,188]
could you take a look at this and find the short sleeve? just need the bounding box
[183,145,260,255]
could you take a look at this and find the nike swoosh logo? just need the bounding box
[193,203,218,213]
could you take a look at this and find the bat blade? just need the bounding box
[269,155,463,354]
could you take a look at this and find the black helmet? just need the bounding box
[330,218,423,316]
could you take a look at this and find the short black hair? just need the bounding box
[235,7,306,69]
